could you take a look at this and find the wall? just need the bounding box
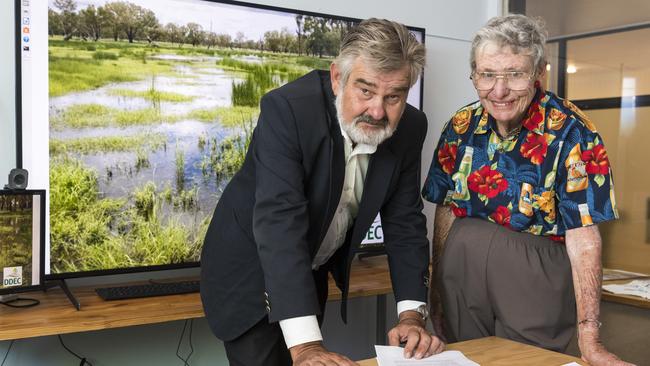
[0,0,497,364]
[0,0,16,180]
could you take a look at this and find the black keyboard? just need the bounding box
[95,280,200,300]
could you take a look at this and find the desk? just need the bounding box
[358,336,586,365]
[0,256,392,341]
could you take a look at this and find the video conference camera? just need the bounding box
[4,168,29,190]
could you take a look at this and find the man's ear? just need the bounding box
[330,63,341,96]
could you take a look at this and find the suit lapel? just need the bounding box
[318,117,345,248]
[349,145,396,249]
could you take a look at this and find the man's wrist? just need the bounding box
[399,310,426,327]
[289,340,324,360]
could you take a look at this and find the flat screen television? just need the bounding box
[0,189,45,295]
[18,0,425,279]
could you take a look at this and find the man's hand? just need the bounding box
[579,326,636,366]
[290,341,358,366]
[387,311,445,359]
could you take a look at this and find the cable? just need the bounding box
[1,340,14,366]
[175,319,194,366]
[0,297,40,308]
[57,335,93,366]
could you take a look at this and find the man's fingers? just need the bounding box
[413,330,432,359]
[402,328,421,358]
[387,328,401,346]
[430,336,445,356]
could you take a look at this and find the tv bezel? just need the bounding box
[0,189,46,295]
[16,0,426,280]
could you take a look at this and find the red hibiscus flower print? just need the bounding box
[467,165,508,198]
[523,100,544,132]
[450,203,467,218]
[438,143,458,174]
[520,132,548,165]
[490,205,511,228]
[581,144,609,175]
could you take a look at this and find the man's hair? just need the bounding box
[334,18,425,88]
[470,14,548,73]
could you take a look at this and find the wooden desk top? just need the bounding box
[0,256,391,341]
[358,336,586,365]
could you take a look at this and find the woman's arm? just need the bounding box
[565,225,634,366]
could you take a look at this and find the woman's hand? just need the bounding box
[579,326,636,366]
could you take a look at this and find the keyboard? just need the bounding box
[95,280,200,301]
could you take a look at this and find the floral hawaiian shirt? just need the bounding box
[422,88,619,239]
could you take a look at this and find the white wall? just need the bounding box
[0,0,16,181]
[0,0,498,364]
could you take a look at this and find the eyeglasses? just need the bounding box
[470,71,535,91]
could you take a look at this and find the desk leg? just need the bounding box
[376,294,387,345]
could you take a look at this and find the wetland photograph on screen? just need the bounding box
[0,194,34,288]
[47,0,351,273]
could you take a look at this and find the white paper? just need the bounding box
[560,362,581,366]
[603,268,648,281]
[603,279,650,299]
[375,346,480,366]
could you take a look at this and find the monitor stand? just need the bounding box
[44,279,81,310]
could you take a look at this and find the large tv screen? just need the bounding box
[19,0,424,278]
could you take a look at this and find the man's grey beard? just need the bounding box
[334,92,396,147]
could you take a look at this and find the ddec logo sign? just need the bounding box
[361,214,383,245]
[3,266,23,287]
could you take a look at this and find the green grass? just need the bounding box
[50,133,167,155]
[109,88,195,102]
[188,106,259,127]
[49,157,206,273]
[49,41,176,97]
[93,51,119,60]
[50,103,183,129]
[175,147,185,189]
[52,102,257,130]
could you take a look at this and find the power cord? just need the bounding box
[0,298,40,308]
[1,340,14,366]
[176,319,194,366]
[58,335,93,366]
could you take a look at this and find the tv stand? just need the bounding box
[44,279,80,310]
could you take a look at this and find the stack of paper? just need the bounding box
[603,268,648,281]
[375,346,479,366]
[603,279,650,299]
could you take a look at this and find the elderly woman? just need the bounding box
[423,14,633,366]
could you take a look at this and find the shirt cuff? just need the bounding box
[278,315,323,349]
[397,300,426,317]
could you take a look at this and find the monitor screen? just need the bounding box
[0,190,45,294]
[19,0,424,278]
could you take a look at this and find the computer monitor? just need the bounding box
[18,0,424,279]
[0,189,45,295]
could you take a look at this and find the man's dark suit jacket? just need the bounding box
[200,70,429,342]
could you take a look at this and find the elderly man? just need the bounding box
[201,18,443,366]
